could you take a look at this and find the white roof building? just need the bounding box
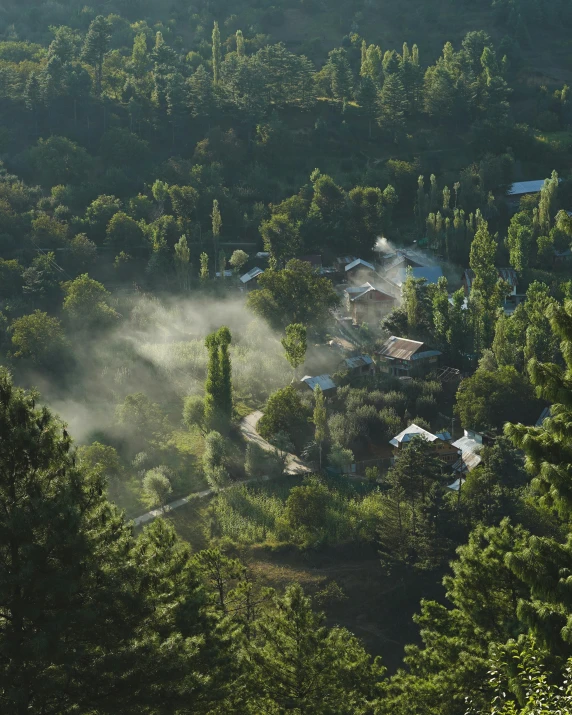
[451,430,483,473]
[390,423,451,447]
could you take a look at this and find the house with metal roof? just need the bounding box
[344,283,396,323]
[451,430,483,473]
[300,374,337,394]
[378,336,441,377]
[344,354,374,375]
[389,264,444,288]
[240,266,264,288]
[508,180,546,197]
[390,424,459,464]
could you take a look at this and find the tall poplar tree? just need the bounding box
[313,385,327,469]
[212,21,221,84]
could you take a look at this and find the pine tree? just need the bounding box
[356,75,378,138]
[0,369,228,713]
[81,15,111,95]
[212,21,221,84]
[245,583,385,712]
[377,73,407,141]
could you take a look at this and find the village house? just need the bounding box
[344,354,375,376]
[344,258,378,284]
[299,374,337,395]
[389,424,459,464]
[451,429,484,474]
[378,336,441,377]
[344,283,396,323]
[462,267,524,314]
[240,266,264,289]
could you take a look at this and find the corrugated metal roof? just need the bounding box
[345,355,374,369]
[301,374,336,391]
[390,423,441,446]
[240,267,264,283]
[345,258,375,272]
[508,180,545,196]
[380,336,425,361]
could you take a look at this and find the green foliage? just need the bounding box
[142,465,173,508]
[203,430,229,490]
[245,583,385,713]
[247,259,339,331]
[0,368,228,712]
[10,310,68,367]
[258,385,310,451]
[281,322,307,377]
[204,326,233,432]
[62,273,119,329]
[455,364,539,432]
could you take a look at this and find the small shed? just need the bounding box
[240,267,264,289]
[344,354,374,375]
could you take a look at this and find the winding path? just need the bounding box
[132,411,309,527]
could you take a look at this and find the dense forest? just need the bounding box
[2,0,572,712]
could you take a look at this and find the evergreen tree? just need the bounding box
[377,73,407,141]
[326,48,353,104]
[245,583,385,712]
[356,75,378,138]
[81,15,111,95]
[0,369,227,713]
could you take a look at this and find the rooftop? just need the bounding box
[345,258,375,272]
[345,283,394,302]
[301,374,336,391]
[379,336,425,361]
[391,265,444,287]
[240,266,264,283]
[344,355,374,370]
[390,423,451,447]
[508,180,546,196]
